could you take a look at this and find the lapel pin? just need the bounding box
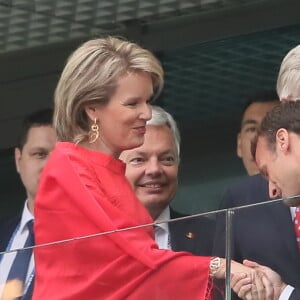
[186,232,195,239]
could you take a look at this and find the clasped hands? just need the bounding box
[230,259,286,300]
[212,258,285,299]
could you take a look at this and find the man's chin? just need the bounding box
[143,195,164,203]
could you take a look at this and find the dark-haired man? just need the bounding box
[237,92,278,176]
[212,93,300,300]
[234,101,300,300]
[0,108,56,300]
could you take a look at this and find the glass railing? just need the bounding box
[0,195,298,299]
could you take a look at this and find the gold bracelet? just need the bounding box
[209,257,221,277]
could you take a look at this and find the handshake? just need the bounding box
[213,258,288,300]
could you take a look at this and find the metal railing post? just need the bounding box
[225,208,234,300]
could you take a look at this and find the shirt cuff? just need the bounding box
[279,285,294,300]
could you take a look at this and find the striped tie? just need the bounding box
[5,220,34,299]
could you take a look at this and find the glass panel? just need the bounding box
[0,196,297,299]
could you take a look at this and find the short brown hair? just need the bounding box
[251,101,300,159]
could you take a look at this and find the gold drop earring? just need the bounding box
[89,118,99,143]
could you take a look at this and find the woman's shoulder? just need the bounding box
[51,142,90,164]
[43,142,92,180]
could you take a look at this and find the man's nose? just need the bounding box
[145,159,162,176]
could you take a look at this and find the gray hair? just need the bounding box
[277,45,300,101]
[147,105,181,158]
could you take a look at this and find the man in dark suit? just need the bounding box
[235,91,278,176]
[0,108,56,300]
[213,174,300,296]
[215,46,300,299]
[120,105,215,255]
[232,101,300,299]
[213,93,285,299]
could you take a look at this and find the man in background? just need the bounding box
[120,105,215,255]
[0,108,56,300]
[236,92,279,176]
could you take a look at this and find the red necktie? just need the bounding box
[294,206,300,251]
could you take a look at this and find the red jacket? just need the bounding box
[33,142,212,300]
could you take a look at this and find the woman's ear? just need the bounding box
[84,106,97,122]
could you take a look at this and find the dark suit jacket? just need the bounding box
[0,214,20,252]
[0,214,34,300]
[290,288,300,300]
[169,207,215,256]
[213,174,300,299]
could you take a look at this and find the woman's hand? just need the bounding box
[212,258,276,300]
[212,258,254,279]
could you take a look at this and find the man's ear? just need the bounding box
[276,128,289,153]
[237,133,242,158]
[15,147,21,174]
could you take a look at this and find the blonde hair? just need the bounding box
[54,36,164,143]
[277,45,300,101]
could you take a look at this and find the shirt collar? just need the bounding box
[291,206,296,220]
[155,206,170,232]
[19,200,34,233]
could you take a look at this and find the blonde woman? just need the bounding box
[33,37,263,300]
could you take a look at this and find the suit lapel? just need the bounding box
[169,208,196,252]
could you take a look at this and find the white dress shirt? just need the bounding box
[0,201,34,297]
[279,284,294,300]
[154,207,171,250]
